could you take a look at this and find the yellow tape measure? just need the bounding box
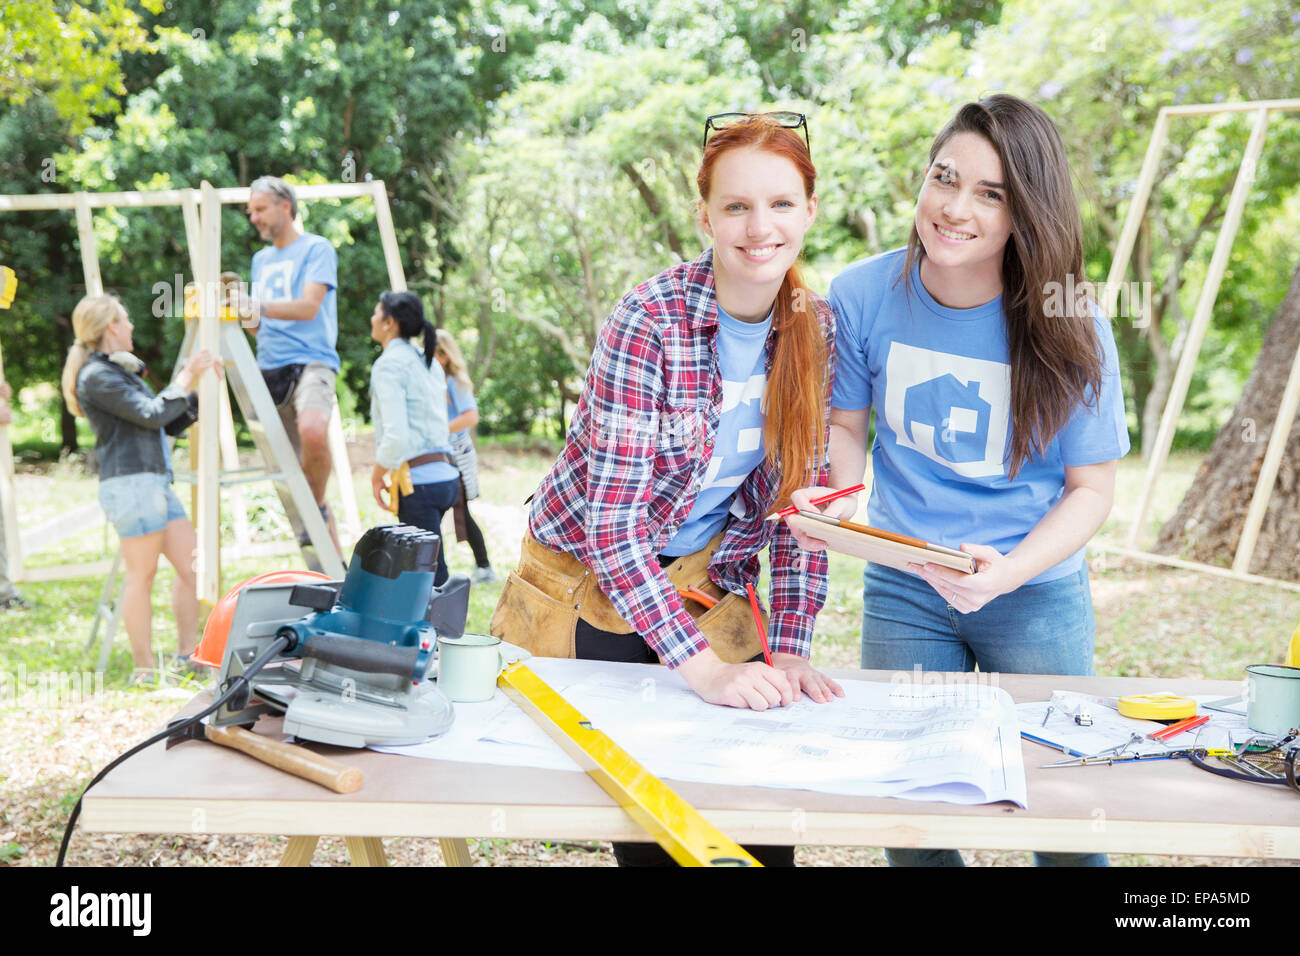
[1117,693,1197,720]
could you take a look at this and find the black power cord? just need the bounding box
[56,634,294,867]
[1187,731,1300,793]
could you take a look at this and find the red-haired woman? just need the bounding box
[491,113,843,864]
[796,95,1129,867]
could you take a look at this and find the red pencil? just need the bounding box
[768,483,866,521]
[746,582,773,666]
[1149,714,1209,741]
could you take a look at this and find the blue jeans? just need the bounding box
[862,562,1108,868]
[396,478,461,587]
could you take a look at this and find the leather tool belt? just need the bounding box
[489,531,765,664]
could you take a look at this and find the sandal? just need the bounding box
[167,654,208,680]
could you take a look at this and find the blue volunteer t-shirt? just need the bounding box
[446,377,478,439]
[830,248,1130,585]
[252,233,340,371]
[662,303,771,557]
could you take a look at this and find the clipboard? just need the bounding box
[787,512,976,575]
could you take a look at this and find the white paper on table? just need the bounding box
[377,658,1027,808]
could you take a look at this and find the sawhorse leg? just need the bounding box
[345,837,388,866]
[439,838,473,867]
[277,836,472,866]
[278,836,320,866]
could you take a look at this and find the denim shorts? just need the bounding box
[98,472,187,539]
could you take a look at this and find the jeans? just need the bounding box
[396,477,461,587]
[862,562,1107,868]
[861,562,1097,675]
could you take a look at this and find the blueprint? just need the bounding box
[376,658,1027,807]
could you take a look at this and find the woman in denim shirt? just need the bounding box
[61,294,219,684]
[368,291,460,586]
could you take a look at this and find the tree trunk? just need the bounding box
[1153,262,1300,581]
[619,161,686,262]
[60,400,78,453]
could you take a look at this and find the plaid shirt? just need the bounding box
[528,248,834,668]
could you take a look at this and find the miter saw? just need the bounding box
[199,524,469,747]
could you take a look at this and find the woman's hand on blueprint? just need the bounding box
[772,652,845,704]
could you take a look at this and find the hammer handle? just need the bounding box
[204,724,363,794]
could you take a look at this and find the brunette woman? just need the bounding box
[796,94,1129,867]
[368,291,462,587]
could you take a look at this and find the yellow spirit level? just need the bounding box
[497,661,761,867]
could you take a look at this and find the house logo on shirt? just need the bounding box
[904,376,991,464]
[700,372,765,491]
[884,342,1010,478]
[255,260,294,303]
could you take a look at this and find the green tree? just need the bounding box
[436,47,763,422]
[813,0,1300,452]
[0,0,161,134]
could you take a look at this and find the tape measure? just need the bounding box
[1117,693,1197,721]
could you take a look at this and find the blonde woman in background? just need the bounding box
[61,294,220,685]
[435,329,496,584]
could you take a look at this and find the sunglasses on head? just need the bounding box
[702,111,811,156]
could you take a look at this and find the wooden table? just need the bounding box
[81,670,1300,865]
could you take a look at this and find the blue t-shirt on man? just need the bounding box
[251,233,340,371]
[830,248,1130,585]
[662,303,771,557]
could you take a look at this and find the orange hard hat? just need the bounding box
[192,569,333,668]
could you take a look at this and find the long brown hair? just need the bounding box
[903,94,1103,478]
[696,117,827,506]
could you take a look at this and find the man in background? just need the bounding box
[234,176,341,551]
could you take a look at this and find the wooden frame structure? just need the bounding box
[0,180,408,603]
[1094,99,1300,593]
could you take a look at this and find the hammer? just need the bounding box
[166,718,364,794]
